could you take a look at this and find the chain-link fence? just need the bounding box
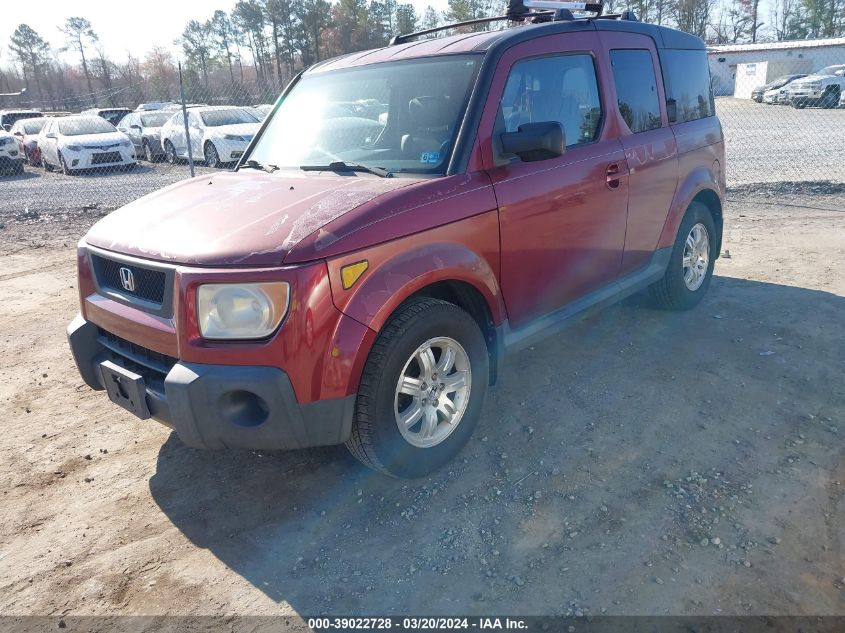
[1,37,843,216]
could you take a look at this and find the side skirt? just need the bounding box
[499,247,672,355]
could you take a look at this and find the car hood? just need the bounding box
[789,74,829,85]
[60,132,127,146]
[84,170,420,266]
[207,122,260,137]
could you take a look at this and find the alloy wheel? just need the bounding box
[394,337,472,449]
[682,222,710,291]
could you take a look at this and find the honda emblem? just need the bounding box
[119,267,136,292]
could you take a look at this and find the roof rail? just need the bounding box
[389,0,603,45]
[389,15,515,45]
[595,10,639,20]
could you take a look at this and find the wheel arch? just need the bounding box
[658,165,724,257]
[405,279,502,386]
[691,188,723,256]
[327,239,506,390]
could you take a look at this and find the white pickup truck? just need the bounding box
[784,65,845,108]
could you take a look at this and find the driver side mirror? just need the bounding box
[2,124,10,132]
[131,124,142,131]
[500,122,565,162]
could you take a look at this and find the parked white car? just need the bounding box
[159,106,261,168]
[784,65,845,109]
[38,116,136,175]
[0,129,24,175]
[762,75,807,104]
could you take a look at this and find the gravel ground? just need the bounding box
[0,183,843,623]
[0,98,842,217]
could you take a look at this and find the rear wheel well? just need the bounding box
[691,189,723,256]
[407,281,500,385]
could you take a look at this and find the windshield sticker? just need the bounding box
[420,151,440,164]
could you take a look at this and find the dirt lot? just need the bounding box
[0,182,843,623]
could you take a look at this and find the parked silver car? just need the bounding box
[117,111,171,162]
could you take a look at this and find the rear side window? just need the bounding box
[500,54,602,148]
[610,49,661,133]
[660,49,714,123]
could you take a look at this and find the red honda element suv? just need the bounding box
[68,2,725,477]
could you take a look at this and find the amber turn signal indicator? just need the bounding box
[340,260,369,289]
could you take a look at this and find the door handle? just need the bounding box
[606,163,629,189]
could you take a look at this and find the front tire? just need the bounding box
[143,140,155,162]
[820,86,840,109]
[346,297,489,478]
[650,201,717,311]
[58,152,74,176]
[164,140,177,164]
[204,142,221,168]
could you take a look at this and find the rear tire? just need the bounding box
[650,201,717,311]
[346,297,489,478]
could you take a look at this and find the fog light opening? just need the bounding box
[219,390,269,428]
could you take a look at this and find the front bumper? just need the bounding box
[68,315,355,450]
[787,89,823,100]
[64,148,136,169]
[0,150,22,165]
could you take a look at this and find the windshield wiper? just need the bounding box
[241,159,279,173]
[300,161,393,178]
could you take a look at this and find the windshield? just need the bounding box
[59,118,117,136]
[2,111,41,127]
[22,119,47,134]
[816,65,845,76]
[246,56,480,174]
[141,113,169,127]
[771,75,797,87]
[200,109,260,127]
[99,109,129,125]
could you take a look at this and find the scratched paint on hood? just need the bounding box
[83,171,416,267]
[282,187,398,251]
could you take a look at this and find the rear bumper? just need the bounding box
[68,314,355,450]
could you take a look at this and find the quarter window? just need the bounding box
[499,54,602,149]
[610,49,662,133]
[660,49,715,123]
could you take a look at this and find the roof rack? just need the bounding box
[389,0,604,45]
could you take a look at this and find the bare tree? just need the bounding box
[9,24,51,106]
[59,17,97,105]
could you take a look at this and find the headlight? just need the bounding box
[67,145,82,151]
[121,140,131,147]
[224,134,248,141]
[0,137,13,146]
[197,282,289,340]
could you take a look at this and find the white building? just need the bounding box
[708,37,845,97]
